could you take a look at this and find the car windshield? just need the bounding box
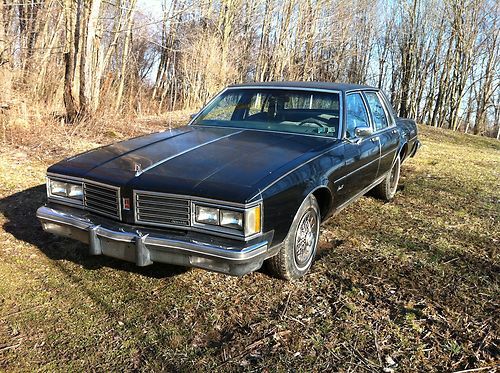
[192,88,341,138]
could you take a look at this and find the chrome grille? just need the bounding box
[135,192,190,227]
[84,181,121,219]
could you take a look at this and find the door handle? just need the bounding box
[392,129,398,134]
[371,136,379,142]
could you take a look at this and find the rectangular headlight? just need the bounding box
[220,210,243,230]
[67,184,83,199]
[48,178,83,202]
[195,205,219,225]
[49,180,68,196]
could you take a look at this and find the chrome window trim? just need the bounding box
[343,91,374,140]
[133,190,263,241]
[363,90,396,134]
[189,86,343,140]
[378,90,397,127]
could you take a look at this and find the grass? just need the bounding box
[0,119,498,371]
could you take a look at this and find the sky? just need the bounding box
[137,0,164,18]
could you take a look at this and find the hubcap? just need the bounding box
[294,209,318,268]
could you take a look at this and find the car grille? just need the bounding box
[83,181,121,219]
[135,192,191,227]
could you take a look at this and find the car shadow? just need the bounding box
[0,184,188,278]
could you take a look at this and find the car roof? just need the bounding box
[227,81,376,93]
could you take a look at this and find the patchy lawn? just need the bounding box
[0,120,498,372]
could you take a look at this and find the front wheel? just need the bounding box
[267,195,320,280]
[373,156,401,201]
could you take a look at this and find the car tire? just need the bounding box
[373,155,401,201]
[267,194,320,280]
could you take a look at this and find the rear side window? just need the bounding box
[365,92,388,131]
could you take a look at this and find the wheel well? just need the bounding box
[400,143,408,160]
[312,187,332,221]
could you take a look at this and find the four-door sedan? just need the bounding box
[37,82,420,279]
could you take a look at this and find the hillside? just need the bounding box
[0,120,498,371]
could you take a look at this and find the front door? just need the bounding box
[333,92,380,208]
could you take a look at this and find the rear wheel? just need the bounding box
[373,155,400,201]
[267,195,320,280]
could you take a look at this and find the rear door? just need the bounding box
[364,91,399,176]
[333,92,380,208]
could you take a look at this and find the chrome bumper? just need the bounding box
[36,205,272,276]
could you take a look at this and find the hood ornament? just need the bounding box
[134,163,142,176]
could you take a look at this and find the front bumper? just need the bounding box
[37,205,275,276]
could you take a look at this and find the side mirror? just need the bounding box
[190,113,198,120]
[354,126,373,138]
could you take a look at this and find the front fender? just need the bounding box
[260,160,337,247]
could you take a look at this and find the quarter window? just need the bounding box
[365,92,389,131]
[345,93,370,139]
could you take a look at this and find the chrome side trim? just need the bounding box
[333,156,381,184]
[134,130,244,176]
[331,172,388,215]
[381,147,398,160]
[247,146,340,202]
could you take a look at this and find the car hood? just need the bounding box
[48,126,337,203]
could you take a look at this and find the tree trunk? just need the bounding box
[79,0,102,118]
[115,0,137,111]
[63,0,78,121]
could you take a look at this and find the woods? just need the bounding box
[0,0,498,137]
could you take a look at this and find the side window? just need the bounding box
[365,92,388,131]
[345,93,370,138]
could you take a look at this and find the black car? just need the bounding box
[37,82,420,279]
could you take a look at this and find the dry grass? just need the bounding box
[0,119,498,372]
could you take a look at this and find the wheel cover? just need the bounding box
[294,209,319,269]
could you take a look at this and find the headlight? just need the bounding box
[68,184,83,199]
[220,210,243,230]
[195,205,219,225]
[49,180,68,196]
[48,178,83,202]
[193,203,261,237]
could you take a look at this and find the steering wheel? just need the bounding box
[298,117,329,129]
